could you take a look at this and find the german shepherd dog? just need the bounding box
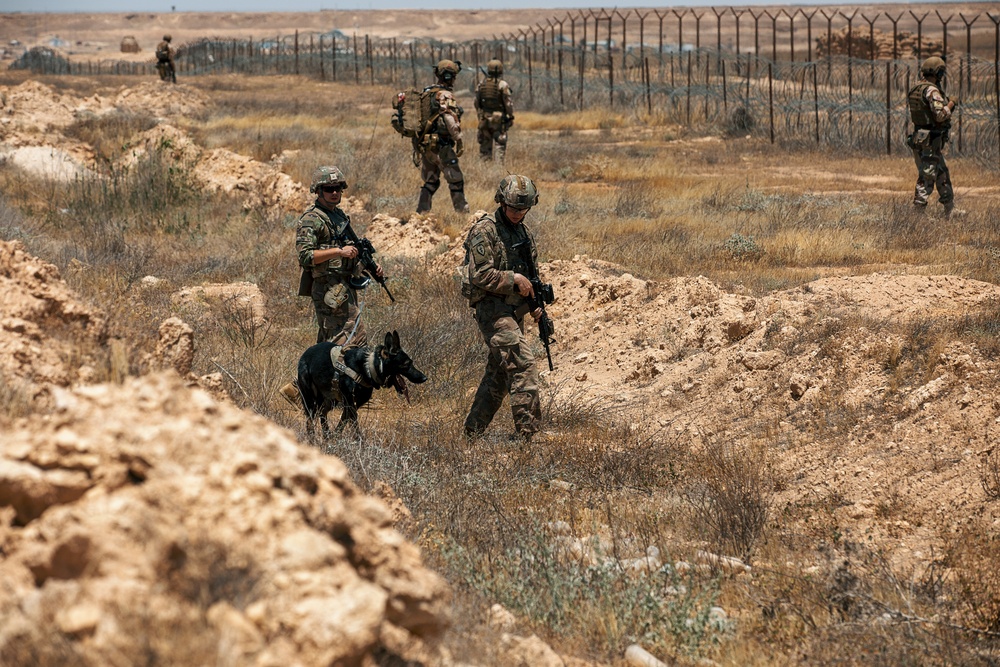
[297,331,427,440]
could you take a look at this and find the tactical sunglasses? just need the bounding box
[321,185,345,193]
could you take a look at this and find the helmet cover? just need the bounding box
[494,174,539,209]
[310,165,347,194]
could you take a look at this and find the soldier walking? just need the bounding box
[475,59,514,163]
[416,59,469,214]
[907,56,958,215]
[155,34,176,84]
[462,175,544,442]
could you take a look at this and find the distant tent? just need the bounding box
[121,36,140,53]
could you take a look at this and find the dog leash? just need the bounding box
[342,300,365,348]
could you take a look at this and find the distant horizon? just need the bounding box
[0,0,972,13]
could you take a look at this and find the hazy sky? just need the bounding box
[2,0,937,12]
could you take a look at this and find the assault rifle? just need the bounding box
[349,237,395,303]
[512,239,555,371]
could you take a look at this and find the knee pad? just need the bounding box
[449,180,465,193]
[421,181,440,194]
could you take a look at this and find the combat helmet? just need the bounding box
[163,34,172,42]
[920,56,946,78]
[434,59,462,83]
[309,165,347,194]
[494,174,539,209]
[486,59,503,77]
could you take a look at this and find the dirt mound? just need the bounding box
[0,371,451,665]
[192,148,311,214]
[113,80,212,119]
[0,240,107,399]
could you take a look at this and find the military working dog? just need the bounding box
[296,330,427,440]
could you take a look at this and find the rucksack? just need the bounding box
[391,85,444,139]
[156,43,170,62]
[477,78,503,113]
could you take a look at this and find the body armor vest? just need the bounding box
[908,82,936,128]
[477,78,504,113]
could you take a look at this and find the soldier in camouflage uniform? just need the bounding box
[156,34,176,84]
[417,59,469,214]
[462,175,543,441]
[296,165,382,347]
[907,56,958,214]
[474,59,514,163]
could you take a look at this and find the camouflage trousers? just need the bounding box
[311,278,367,347]
[912,136,953,209]
[418,143,468,213]
[464,298,540,438]
[477,114,508,162]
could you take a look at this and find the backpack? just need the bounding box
[476,78,503,113]
[156,43,170,62]
[391,85,444,139]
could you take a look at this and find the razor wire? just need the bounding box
[12,29,1000,166]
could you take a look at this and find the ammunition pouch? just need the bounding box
[911,128,931,150]
[323,282,349,309]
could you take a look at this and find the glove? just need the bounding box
[506,114,514,126]
[455,139,464,157]
[948,96,959,107]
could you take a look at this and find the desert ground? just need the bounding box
[2,6,1000,667]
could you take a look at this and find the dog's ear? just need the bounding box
[392,330,401,351]
[383,331,394,354]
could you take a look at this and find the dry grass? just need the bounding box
[2,70,1000,665]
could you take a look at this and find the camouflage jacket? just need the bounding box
[463,208,537,307]
[429,87,463,144]
[295,202,361,280]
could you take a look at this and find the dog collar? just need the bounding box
[366,349,383,387]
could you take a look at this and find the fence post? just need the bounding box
[885,60,891,155]
[319,35,324,80]
[841,10,857,132]
[722,58,728,112]
[295,30,299,76]
[813,62,819,144]
[936,10,953,57]
[528,45,534,106]
[609,38,614,109]
[910,11,927,63]
[821,10,834,80]
[957,56,964,153]
[332,32,337,82]
[768,62,774,144]
[366,34,373,85]
[862,13,877,84]
[686,49,691,125]
[803,10,816,62]
[646,57,652,114]
[353,33,359,85]
[886,13,902,62]
[579,42,585,110]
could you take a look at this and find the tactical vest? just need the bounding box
[461,212,534,306]
[477,78,503,113]
[908,82,936,128]
[156,43,171,62]
[301,204,358,280]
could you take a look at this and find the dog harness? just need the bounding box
[328,345,384,389]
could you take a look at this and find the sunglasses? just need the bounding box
[321,185,345,194]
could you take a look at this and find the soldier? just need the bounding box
[474,59,514,163]
[155,34,176,84]
[296,165,382,348]
[907,56,958,215]
[462,175,544,442]
[417,59,469,214]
